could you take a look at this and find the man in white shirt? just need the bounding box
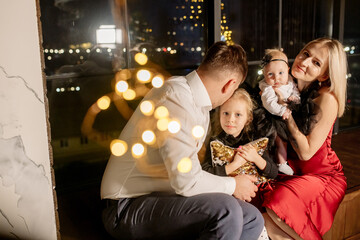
[101,41,264,239]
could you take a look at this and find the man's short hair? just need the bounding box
[199,41,248,81]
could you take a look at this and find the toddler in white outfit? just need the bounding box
[259,49,300,175]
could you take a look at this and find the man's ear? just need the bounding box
[318,74,329,82]
[221,79,236,94]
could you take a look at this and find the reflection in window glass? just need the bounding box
[40,0,206,77]
[340,0,360,129]
[126,0,206,72]
[221,0,279,61]
[281,0,317,59]
[40,0,208,190]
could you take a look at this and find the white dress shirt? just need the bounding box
[259,77,300,116]
[101,70,236,199]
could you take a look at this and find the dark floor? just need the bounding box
[56,127,360,240]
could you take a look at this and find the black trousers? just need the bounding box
[102,192,264,240]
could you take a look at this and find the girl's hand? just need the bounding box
[233,152,247,168]
[225,151,246,175]
[238,144,259,163]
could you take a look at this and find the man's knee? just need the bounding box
[204,193,243,224]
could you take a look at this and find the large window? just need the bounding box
[39,0,360,237]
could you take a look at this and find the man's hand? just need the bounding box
[233,175,258,202]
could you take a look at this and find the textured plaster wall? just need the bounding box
[0,0,57,239]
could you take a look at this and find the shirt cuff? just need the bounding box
[224,177,236,195]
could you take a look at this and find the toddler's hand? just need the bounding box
[287,95,300,104]
[282,108,292,120]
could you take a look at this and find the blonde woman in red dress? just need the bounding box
[260,38,348,240]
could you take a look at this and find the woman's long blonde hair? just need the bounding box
[302,38,348,117]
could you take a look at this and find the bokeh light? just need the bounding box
[116,69,132,81]
[140,100,155,116]
[134,53,148,65]
[152,75,164,88]
[177,157,192,173]
[142,130,156,144]
[97,96,111,110]
[168,120,181,134]
[137,69,152,83]
[192,125,205,139]
[154,106,169,119]
[132,143,145,158]
[110,139,128,156]
[157,118,169,131]
[123,89,136,100]
[116,80,129,93]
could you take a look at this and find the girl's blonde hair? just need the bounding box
[302,38,348,117]
[211,88,256,136]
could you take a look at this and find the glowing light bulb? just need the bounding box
[134,53,148,65]
[152,75,164,88]
[97,96,111,110]
[110,139,128,156]
[192,125,205,139]
[157,118,169,131]
[137,69,151,83]
[154,106,169,119]
[142,130,156,144]
[132,143,145,158]
[116,80,129,93]
[140,100,154,116]
[123,89,136,100]
[177,157,192,173]
[168,120,181,133]
[257,70,263,75]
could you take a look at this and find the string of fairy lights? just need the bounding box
[94,52,206,173]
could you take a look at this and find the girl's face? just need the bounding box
[264,61,289,87]
[291,43,329,88]
[220,97,249,138]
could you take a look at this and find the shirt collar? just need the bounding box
[186,70,212,111]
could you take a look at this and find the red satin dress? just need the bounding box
[261,126,347,239]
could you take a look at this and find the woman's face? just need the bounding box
[291,43,329,87]
[220,97,249,138]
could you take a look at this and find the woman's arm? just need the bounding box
[287,88,338,160]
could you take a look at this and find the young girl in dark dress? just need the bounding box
[202,88,278,182]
